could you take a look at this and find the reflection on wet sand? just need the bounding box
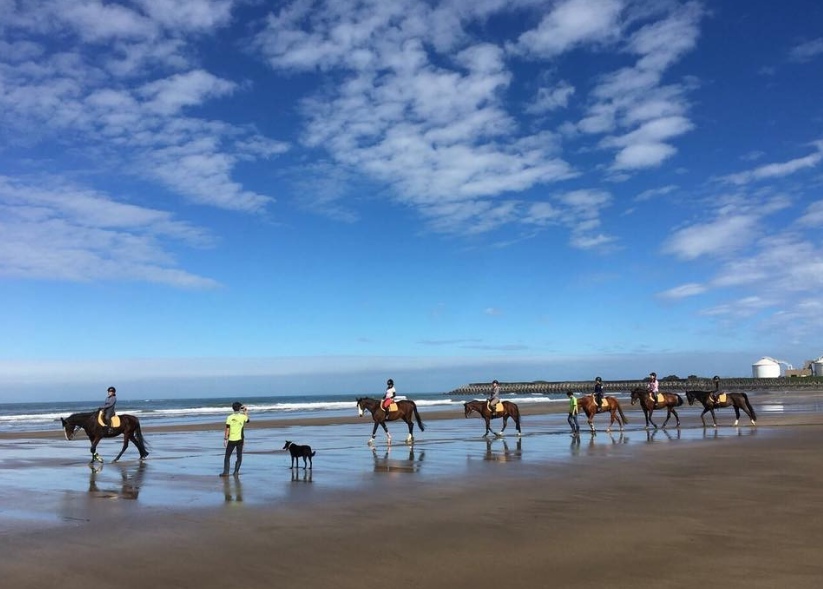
[290,469,313,483]
[87,461,146,501]
[483,438,522,462]
[372,445,426,473]
[223,476,243,503]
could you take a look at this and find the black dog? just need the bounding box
[283,441,316,469]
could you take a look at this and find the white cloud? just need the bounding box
[511,0,624,58]
[139,69,236,114]
[525,80,575,114]
[699,296,775,317]
[789,38,823,62]
[484,307,502,315]
[635,184,677,202]
[663,213,759,260]
[658,282,706,299]
[798,199,823,227]
[721,143,823,185]
[0,175,218,287]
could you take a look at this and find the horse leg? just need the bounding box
[369,421,379,444]
[700,407,709,427]
[606,410,613,433]
[672,408,680,428]
[381,420,391,444]
[90,436,103,463]
[483,416,491,437]
[662,408,671,428]
[406,418,414,444]
[710,407,718,428]
[648,408,658,430]
[587,411,595,434]
[499,415,508,436]
[113,434,130,463]
[732,405,741,427]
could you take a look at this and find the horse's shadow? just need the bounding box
[372,445,425,473]
[87,461,146,500]
[483,438,522,462]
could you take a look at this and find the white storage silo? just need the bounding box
[814,358,823,377]
[752,357,781,378]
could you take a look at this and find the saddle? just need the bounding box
[487,401,504,413]
[594,397,609,408]
[97,411,121,428]
[655,393,664,403]
[714,393,727,403]
[383,402,398,413]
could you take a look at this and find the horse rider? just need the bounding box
[382,379,396,415]
[488,379,501,417]
[100,386,117,432]
[710,375,721,404]
[647,372,659,405]
[593,377,604,412]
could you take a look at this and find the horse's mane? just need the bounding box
[65,411,96,424]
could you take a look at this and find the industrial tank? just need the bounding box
[752,357,781,378]
[814,359,823,377]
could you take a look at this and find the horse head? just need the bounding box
[355,397,365,417]
[629,388,642,405]
[61,417,79,440]
[463,402,475,418]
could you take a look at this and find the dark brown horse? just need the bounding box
[630,388,683,429]
[355,397,425,444]
[463,400,521,437]
[685,390,757,427]
[61,411,149,463]
[576,395,627,433]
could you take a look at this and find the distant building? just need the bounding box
[752,357,781,378]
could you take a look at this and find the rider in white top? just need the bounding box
[382,379,396,413]
[647,372,659,404]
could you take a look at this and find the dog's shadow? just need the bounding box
[290,469,313,483]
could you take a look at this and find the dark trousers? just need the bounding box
[568,413,579,433]
[223,440,244,474]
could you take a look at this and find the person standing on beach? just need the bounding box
[221,402,249,477]
[593,377,604,412]
[100,386,116,432]
[647,372,659,404]
[382,379,396,414]
[567,391,580,435]
[488,380,501,416]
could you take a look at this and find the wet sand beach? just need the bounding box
[1,393,823,588]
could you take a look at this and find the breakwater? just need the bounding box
[448,377,823,395]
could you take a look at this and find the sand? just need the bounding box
[1,394,823,588]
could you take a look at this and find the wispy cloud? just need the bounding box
[720,141,823,185]
[0,175,218,287]
[658,282,706,299]
[789,38,823,62]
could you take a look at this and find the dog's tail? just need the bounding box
[311,451,316,457]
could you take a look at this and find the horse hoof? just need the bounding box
[751,421,756,426]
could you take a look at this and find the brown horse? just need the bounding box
[463,400,521,437]
[355,397,425,444]
[630,388,684,429]
[685,390,757,427]
[61,410,149,463]
[576,395,627,433]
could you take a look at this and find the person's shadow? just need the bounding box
[223,476,244,502]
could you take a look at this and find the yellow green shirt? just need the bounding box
[225,412,248,442]
[569,397,578,414]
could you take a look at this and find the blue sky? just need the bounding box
[1,0,822,400]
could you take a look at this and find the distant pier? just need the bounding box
[448,377,823,395]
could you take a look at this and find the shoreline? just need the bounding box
[1,419,821,588]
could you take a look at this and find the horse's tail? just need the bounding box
[742,393,756,422]
[133,419,150,450]
[412,402,425,432]
[676,394,684,407]
[616,400,628,424]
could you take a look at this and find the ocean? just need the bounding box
[0,391,575,433]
